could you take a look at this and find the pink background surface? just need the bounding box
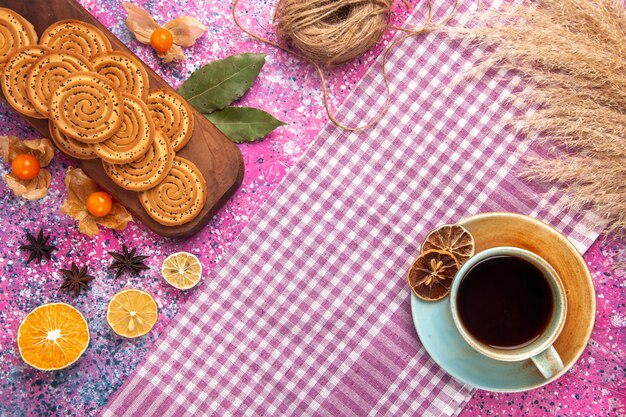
[0,0,623,416]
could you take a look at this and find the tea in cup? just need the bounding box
[449,247,567,379]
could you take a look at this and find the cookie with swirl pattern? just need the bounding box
[102,129,174,191]
[27,51,94,118]
[49,71,124,143]
[0,8,38,68]
[1,46,50,119]
[146,88,194,152]
[138,156,207,226]
[92,93,154,163]
[92,51,149,99]
[39,20,111,61]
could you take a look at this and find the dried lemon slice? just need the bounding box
[407,249,460,301]
[17,303,89,371]
[107,289,158,338]
[161,252,202,290]
[421,224,475,265]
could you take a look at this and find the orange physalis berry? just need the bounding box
[150,28,174,53]
[86,191,113,217]
[11,154,41,180]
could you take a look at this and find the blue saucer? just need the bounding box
[411,293,546,392]
[410,213,595,392]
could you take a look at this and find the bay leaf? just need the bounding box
[177,53,266,113]
[205,107,287,143]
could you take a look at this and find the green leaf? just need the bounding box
[177,53,266,113]
[205,107,287,143]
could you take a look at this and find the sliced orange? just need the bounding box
[161,252,202,290]
[407,249,460,301]
[17,303,90,371]
[106,289,158,338]
[421,224,475,265]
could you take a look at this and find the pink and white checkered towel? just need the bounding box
[103,1,602,416]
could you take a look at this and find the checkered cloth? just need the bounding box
[102,1,602,416]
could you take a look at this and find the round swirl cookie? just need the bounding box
[27,52,94,117]
[139,156,207,226]
[146,88,194,152]
[39,19,111,61]
[92,51,149,99]
[92,93,154,164]
[103,129,174,191]
[1,46,51,118]
[49,71,124,143]
[48,120,97,160]
[0,8,38,67]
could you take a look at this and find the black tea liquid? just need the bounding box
[456,255,554,350]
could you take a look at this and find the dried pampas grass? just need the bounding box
[458,0,626,232]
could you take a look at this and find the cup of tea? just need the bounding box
[449,246,567,379]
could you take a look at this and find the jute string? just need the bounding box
[232,0,460,131]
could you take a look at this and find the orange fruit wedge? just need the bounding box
[17,303,90,371]
[421,224,475,265]
[161,252,202,290]
[106,289,158,338]
[407,249,460,301]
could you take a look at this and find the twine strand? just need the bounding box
[231,0,460,131]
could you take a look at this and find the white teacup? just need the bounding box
[450,247,567,379]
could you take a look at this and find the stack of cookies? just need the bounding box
[0,8,207,227]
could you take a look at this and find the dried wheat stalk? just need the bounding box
[456,0,626,232]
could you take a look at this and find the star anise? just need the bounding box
[60,263,95,297]
[19,229,56,264]
[108,245,149,279]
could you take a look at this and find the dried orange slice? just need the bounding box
[17,303,89,371]
[407,249,460,301]
[161,252,202,290]
[106,289,158,338]
[421,224,475,265]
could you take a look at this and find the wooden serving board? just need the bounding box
[0,0,244,238]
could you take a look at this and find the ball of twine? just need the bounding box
[275,0,393,68]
